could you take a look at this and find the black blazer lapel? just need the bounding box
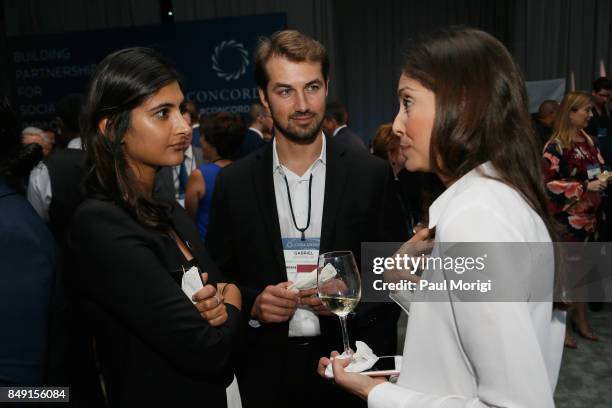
[252,144,286,277]
[170,205,225,284]
[320,137,350,253]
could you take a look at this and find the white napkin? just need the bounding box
[288,263,337,292]
[181,266,203,303]
[324,341,379,378]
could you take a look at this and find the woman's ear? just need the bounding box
[98,118,109,136]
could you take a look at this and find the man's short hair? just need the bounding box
[254,30,329,91]
[324,102,348,124]
[592,77,612,92]
[537,100,559,118]
[200,112,246,159]
[182,100,199,124]
[249,103,266,122]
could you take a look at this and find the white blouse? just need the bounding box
[369,162,565,408]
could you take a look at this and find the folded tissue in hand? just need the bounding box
[324,341,379,378]
[288,263,337,291]
[181,266,203,303]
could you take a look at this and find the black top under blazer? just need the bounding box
[68,197,240,408]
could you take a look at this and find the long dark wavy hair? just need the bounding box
[400,27,557,240]
[81,47,181,231]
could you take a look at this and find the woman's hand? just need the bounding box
[217,282,242,311]
[384,227,433,284]
[192,273,228,327]
[587,179,607,193]
[317,351,388,400]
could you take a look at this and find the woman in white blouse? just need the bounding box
[318,27,565,407]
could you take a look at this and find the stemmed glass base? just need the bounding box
[339,314,353,358]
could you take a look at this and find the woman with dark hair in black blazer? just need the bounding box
[68,47,242,407]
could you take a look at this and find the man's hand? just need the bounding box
[298,288,334,316]
[251,282,299,323]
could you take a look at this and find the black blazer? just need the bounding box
[235,128,266,159]
[334,126,366,150]
[206,137,408,352]
[68,197,240,407]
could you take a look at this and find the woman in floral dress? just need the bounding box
[543,91,607,348]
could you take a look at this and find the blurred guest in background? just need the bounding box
[53,94,84,150]
[371,123,444,234]
[235,102,269,158]
[323,101,366,150]
[586,77,612,146]
[22,126,51,156]
[533,100,560,149]
[185,112,245,240]
[182,100,204,162]
[543,91,608,348]
[0,98,55,386]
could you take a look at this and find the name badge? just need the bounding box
[597,127,608,138]
[587,165,602,180]
[282,237,320,282]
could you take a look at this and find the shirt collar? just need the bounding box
[273,133,327,175]
[249,127,264,139]
[333,124,348,137]
[427,161,495,229]
[184,145,193,160]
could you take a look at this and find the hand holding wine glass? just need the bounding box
[317,251,361,357]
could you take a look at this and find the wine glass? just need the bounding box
[598,165,610,197]
[317,251,361,357]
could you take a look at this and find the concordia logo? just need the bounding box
[211,40,249,81]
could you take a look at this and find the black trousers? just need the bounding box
[236,336,365,408]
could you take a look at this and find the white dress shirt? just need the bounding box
[29,137,84,220]
[272,135,326,337]
[27,161,52,221]
[173,145,197,207]
[369,162,565,408]
[67,137,82,150]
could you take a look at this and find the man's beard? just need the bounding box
[270,109,323,145]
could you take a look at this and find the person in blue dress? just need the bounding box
[185,112,245,240]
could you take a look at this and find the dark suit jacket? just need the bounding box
[235,128,266,159]
[0,179,55,386]
[206,137,407,351]
[68,197,240,407]
[43,148,86,242]
[334,126,366,150]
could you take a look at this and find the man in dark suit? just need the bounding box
[235,103,271,159]
[323,101,367,150]
[1,98,56,387]
[586,77,612,160]
[206,30,407,408]
[532,100,559,149]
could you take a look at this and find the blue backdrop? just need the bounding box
[8,13,287,129]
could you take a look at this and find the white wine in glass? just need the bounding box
[317,251,361,356]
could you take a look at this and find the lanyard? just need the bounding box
[283,173,313,241]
